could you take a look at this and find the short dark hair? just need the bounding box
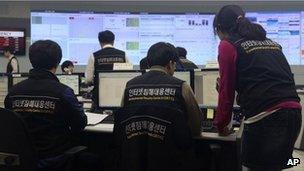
[176,47,187,58]
[29,40,62,70]
[98,30,115,44]
[3,46,14,54]
[61,60,74,72]
[147,42,178,67]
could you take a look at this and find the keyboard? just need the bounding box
[201,120,218,133]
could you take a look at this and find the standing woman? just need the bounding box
[213,5,302,171]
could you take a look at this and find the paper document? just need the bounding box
[85,112,108,125]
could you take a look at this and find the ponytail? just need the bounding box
[236,17,266,40]
[215,5,267,41]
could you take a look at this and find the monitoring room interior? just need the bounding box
[1,0,304,170]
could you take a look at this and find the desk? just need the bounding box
[83,113,242,171]
[85,123,238,141]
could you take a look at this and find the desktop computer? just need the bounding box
[57,74,81,95]
[95,70,143,124]
[173,70,194,90]
[97,70,142,109]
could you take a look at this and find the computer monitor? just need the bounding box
[246,12,302,65]
[194,69,204,105]
[0,74,9,108]
[97,70,142,109]
[31,11,217,65]
[0,28,26,55]
[57,74,81,95]
[201,69,219,106]
[11,73,29,87]
[173,70,194,91]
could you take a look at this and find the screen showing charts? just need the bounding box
[31,11,217,65]
[57,74,80,95]
[0,29,26,55]
[246,12,302,65]
[98,71,141,107]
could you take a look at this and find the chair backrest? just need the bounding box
[0,108,37,171]
[113,104,194,171]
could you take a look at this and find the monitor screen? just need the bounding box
[57,74,80,95]
[194,70,204,105]
[12,74,28,86]
[31,11,217,65]
[0,29,26,55]
[0,74,9,108]
[173,71,191,87]
[98,71,142,107]
[246,12,302,65]
[202,70,219,106]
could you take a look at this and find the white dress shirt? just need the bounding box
[85,44,130,84]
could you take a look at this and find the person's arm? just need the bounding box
[11,58,19,73]
[85,54,94,84]
[62,88,87,132]
[213,40,237,135]
[182,83,203,136]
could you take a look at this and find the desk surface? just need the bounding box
[85,124,237,141]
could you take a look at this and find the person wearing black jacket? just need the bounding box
[213,5,301,171]
[175,47,198,70]
[4,40,93,170]
[114,42,202,171]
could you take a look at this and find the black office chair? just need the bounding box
[0,108,87,171]
[113,104,197,171]
[0,108,37,171]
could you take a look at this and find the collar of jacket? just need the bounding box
[29,68,59,82]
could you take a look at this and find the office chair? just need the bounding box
[0,108,37,171]
[0,108,87,171]
[113,104,198,171]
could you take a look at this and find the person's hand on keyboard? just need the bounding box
[218,126,234,136]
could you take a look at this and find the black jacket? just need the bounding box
[5,69,87,159]
[228,37,300,118]
[93,47,126,71]
[114,70,194,171]
[176,57,198,70]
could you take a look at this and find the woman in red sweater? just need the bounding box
[213,5,302,171]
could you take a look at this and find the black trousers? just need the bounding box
[242,109,302,170]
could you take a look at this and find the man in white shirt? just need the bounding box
[85,30,130,84]
[3,46,19,73]
[85,30,130,111]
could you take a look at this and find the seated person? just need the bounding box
[61,60,74,74]
[139,56,150,70]
[4,40,88,169]
[114,42,203,171]
[176,47,198,69]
